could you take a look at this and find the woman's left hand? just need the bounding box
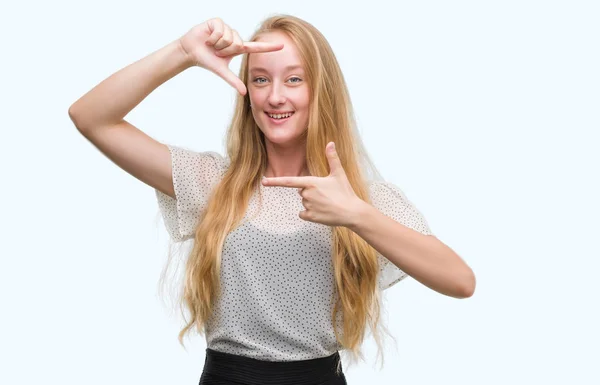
[261,142,365,227]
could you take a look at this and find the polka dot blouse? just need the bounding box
[155,144,434,361]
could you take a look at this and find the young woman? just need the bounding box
[69,14,475,385]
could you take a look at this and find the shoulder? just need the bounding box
[366,180,410,205]
[166,144,230,175]
[366,179,433,235]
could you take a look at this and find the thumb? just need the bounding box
[213,66,247,96]
[326,142,343,176]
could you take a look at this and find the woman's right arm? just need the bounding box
[68,39,193,199]
[68,19,283,199]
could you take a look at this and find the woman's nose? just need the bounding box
[268,83,286,105]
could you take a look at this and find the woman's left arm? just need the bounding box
[346,200,476,299]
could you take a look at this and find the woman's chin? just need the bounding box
[263,131,303,146]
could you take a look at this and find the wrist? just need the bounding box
[345,198,372,231]
[175,38,196,69]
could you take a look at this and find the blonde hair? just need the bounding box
[159,14,396,373]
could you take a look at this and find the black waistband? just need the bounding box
[200,348,346,385]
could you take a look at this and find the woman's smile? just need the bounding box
[265,111,295,125]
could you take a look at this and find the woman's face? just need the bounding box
[247,31,310,146]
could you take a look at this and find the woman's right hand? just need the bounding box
[179,18,284,95]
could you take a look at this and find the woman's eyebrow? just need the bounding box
[249,65,304,72]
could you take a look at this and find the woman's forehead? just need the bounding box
[255,30,290,44]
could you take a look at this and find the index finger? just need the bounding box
[243,42,284,53]
[262,176,314,188]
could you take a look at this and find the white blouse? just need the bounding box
[155,144,434,361]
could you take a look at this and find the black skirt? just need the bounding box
[199,348,347,385]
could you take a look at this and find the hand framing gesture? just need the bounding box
[179,18,284,95]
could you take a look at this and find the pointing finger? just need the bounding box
[262,176,314,188]
[243,42,284,53]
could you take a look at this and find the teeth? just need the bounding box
[268,112,293,119]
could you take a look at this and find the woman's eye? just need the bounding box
[252,77,302,84]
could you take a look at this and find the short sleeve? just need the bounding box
[368,181,434,291]
[155,144,229,242]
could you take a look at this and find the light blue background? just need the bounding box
[1,0,598,384]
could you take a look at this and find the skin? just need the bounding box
[247,31,311,178]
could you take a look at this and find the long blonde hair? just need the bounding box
[160,14,396,372]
